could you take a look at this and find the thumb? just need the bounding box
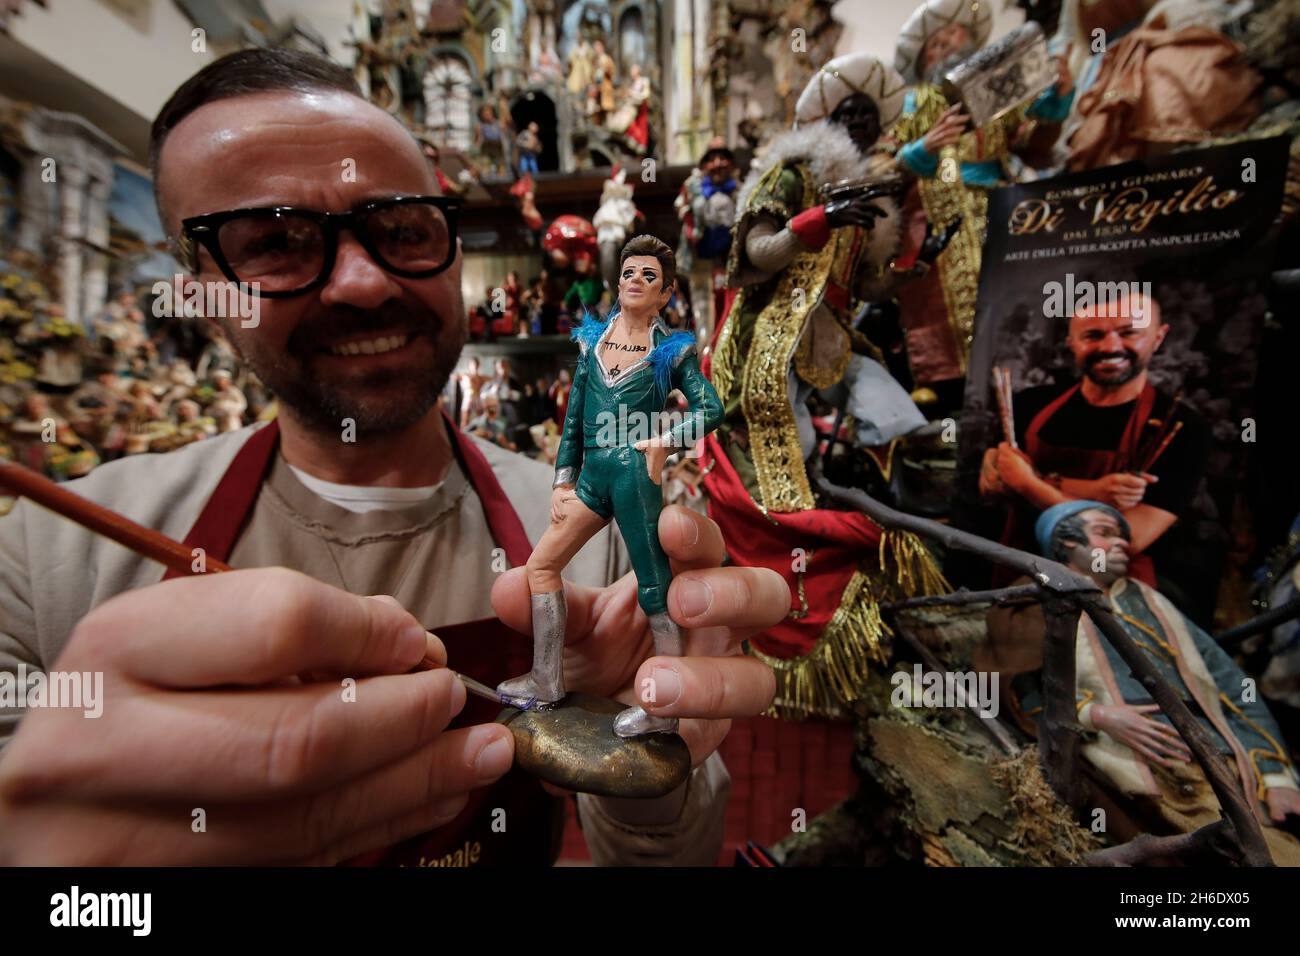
[489,567,599,641]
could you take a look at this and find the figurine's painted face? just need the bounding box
[1068,294,1168,389]
[829,93,882,155]
[1063,509,1131,585]
[922,23,973,77]
[156,90,466,437]
[618,255,672,315]
[702,151,735,184]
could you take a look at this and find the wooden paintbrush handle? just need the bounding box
[0,461,232,577]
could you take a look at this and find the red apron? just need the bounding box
[1000,382,1157,586]
[164,412,563,867]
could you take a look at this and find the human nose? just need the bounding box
[318,232,403,309]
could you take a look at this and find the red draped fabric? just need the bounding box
[700,433,885,660]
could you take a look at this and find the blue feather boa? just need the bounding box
[571,308,695,394]
[570,305,612,353]
[646,331,696,395]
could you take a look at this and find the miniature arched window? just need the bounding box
[424,53,475,151]
[618,6,645,67]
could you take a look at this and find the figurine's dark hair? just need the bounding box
[149,48,364,221]
[1048,505,1131,564]
[619,235,676,291]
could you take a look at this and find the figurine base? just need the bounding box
[497,692,691,799]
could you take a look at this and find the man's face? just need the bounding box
[922,23,974,80]
[618,255,672,313]
[157,90,465,436]
[1068,295,1168,389]
[703,155,734,185]
[1064,509,1131,585]
[828,94,881,155]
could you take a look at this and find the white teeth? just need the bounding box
[329,334,410,356]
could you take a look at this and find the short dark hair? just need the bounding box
[1048,504,1131,564]
[619,235,676,291]
[149,48,364,216]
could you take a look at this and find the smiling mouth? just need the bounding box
[325,332,414,357]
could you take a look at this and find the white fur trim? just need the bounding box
[735,121,875,221]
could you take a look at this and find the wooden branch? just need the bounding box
[813,472,1274,866]
[814,476,1098,596]
[883,584,1042,611]
[1081,599,1274,867]
[0,461,230,578]
[1037,597,1087,810]
[1215,594,1300,650]
[885,612,1021,757]
[1085,819,1240,867]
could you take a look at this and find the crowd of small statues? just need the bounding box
[465,264,691,343]
[459,42,653,180]
[1,255,268,503]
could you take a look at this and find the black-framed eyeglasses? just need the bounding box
[179,195,460,299]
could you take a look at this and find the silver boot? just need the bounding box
[497,590,566,708]
[613,612,682,737]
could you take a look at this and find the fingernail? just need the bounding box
[447,672,467,718]
[650,666,682,707]
[433,794,467,821]
[675,509,699,548]
[677,577,713,618]
[398,623,428,665]
[423,630,447,668]
[474,732,513,784]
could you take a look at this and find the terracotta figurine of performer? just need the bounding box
[497,235,724,737]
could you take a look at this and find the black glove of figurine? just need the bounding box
[824,194,888,231]
[918,216,962,266]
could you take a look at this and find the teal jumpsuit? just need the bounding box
[555,315,723,615]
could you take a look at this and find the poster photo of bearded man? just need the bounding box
[957,136,1290,626]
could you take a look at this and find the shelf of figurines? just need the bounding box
[466,163,693,209]
[463,335,577,357]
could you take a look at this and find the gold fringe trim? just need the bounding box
[747,530,950,720]
[749,569,890,721]
[708,284,745,402]
[879,528,951,596]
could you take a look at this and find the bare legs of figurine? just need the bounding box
[497,492,607,708]
[497,478,683,738]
